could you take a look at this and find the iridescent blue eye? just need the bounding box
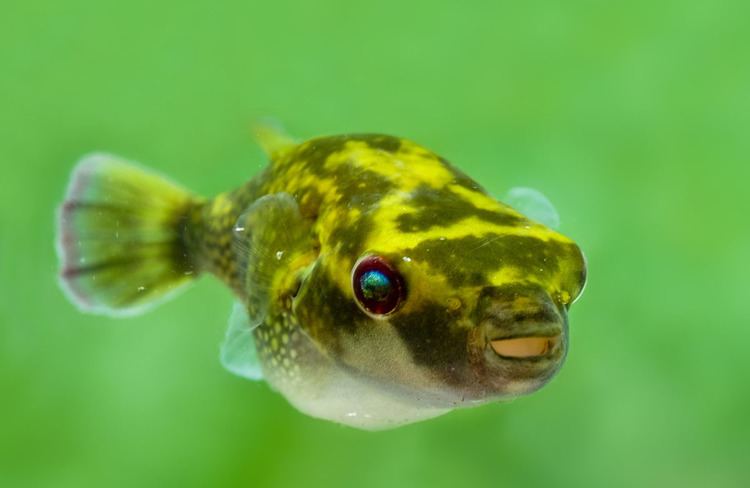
[352,256,405,316]
[360,270,391,301]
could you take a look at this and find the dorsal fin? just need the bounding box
[252,119,297,158]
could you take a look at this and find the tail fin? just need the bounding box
[56,153,201,317]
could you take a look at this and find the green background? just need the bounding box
[2,1,748,486]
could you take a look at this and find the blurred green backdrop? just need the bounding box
[2,1,749,487]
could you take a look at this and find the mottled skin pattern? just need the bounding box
[178,134,586,427]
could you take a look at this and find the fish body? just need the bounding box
[57,131,587,429]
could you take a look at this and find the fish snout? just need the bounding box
[471,284,568,385]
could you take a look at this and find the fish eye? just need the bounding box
[351,256,406,316]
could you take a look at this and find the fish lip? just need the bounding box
[487,334,562,361]
[482,321,565,361]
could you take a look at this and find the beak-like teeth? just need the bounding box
[490,336,557,359]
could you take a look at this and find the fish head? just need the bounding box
[285,137,587,409]
[292,218,587,408]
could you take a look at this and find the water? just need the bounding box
[1,1,749,486]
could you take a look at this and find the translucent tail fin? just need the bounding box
[56,154,201,317]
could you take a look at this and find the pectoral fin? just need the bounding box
[504,187,561,229]
[220,301,263,381]
[232,192,316,326]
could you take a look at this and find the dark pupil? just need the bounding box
[359,271,391,301]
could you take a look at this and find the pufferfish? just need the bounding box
[56,126,587,430]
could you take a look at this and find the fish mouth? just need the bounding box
[469,285,568,395]
[481,317,565,364]
[489,335,561,360]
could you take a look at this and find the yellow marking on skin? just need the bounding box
[448,184,519,215]
[395,260,459,314]
[347,207,362,221]
[391,147,456,190]
[367,207,569,252]
[322,141,456,191]
[486,266,526,287]
[314,206,364,257]
[268,172,338,200]
[209,193,233,215]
